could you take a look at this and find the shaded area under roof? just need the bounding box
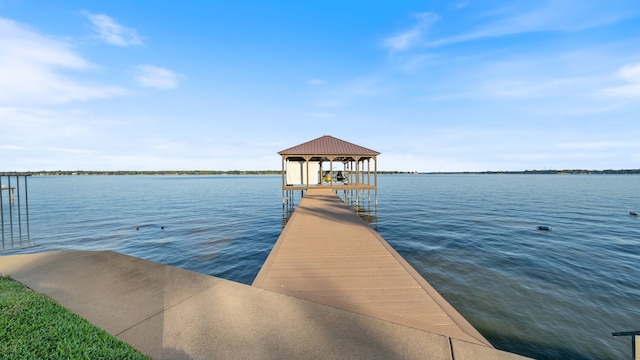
[279,135,380,157]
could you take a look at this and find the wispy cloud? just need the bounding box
[84,12,143,47]
[0,18,88,68]
[308,78,325,85]
[421,65,596,102]
[382,12,439,51]
[135,65,184,90]
[619,62,640,82]
[596,62,640,98]
[0,17,127,105]
[384,2,632,51]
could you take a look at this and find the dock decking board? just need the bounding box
[253,188,491,347]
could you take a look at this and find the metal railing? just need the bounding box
[612,330,640,360]
[1,174,30,250]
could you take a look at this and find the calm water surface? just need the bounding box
[2,174,639,359]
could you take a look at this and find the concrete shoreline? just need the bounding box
[0,251,529,359]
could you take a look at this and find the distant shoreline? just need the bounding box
[2,169,640,176]
[423,169,640,175]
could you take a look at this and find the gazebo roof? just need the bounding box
[278,135,380,156]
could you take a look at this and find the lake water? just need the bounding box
[1,174,639,359]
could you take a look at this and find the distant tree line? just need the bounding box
[17,170,281,176]
[424,169,640,175]
[2,169,639,176]
[4,170,423,176]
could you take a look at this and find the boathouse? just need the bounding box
[279,135,380,215]
[278,135,379,191]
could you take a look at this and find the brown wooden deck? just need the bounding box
[253,188,492,347]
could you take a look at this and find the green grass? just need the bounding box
[0,276,149,359]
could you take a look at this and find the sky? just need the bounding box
[1,0,640,172]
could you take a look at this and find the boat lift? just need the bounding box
[1,174,31,250]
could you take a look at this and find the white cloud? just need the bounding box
[0,17,127,105]
[84,12,143,47]
[135,65,184,90]
[596,62,640,98]
[308,78,325,85]
[0,18,88,69]
[383,28,422,51]
[600,84,640,98]
[382,12,439,51]
[618,62,640,82]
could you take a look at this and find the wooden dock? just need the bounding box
[253,188,491,347]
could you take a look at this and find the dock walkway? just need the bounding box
[254,188,490,346]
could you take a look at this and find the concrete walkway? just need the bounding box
[0,251,529,359]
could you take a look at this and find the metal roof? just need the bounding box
[278,135,380,156]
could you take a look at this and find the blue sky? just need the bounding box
[1,1,640,172]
